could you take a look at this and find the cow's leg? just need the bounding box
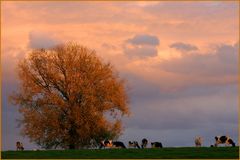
[99,143,104,149]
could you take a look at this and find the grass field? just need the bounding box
[2,147,239,159]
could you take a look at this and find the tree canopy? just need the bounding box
[10,43,129,149]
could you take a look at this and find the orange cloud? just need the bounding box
[2,1,238,89]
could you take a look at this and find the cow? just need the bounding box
[151,142,163,148]
[89,139,97,149]
[195,136,203,147]
[16,141,24,151]
[214,136,235,147]
[128,141,140,149]
[112,141,126,148]
[99,140,111,149]
[141,138,148,148]
[99,140,126,149]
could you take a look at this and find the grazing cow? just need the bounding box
[214,136,235,147]
[99,140,126,149]
[195,136,203,147]
[16,141,24,151]
[128,141,140,149]
[112,141,126,148]
[151,142,163,148]
[141,138,148,148]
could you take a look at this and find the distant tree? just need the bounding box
[10,42,129,149]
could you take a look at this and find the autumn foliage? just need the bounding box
[10,43,129,149]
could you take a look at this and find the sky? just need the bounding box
[1,1,239,150]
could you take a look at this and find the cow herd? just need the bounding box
[100,135,236,149]
[194,135,236,147]
[99,138,163,149]
[16,135,236,150]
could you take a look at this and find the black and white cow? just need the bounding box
[214,136,235,147]
[128,141,140,149]
[141,138,148,148]
[151,142,163,148]
[99,140,126,149]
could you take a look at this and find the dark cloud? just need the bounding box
[1,82,38,150]
[124,34,159,59]
[28,31,61,49]
[120,64,238,139]
[216,43,238,64]
[127,34,159,46]
[170,42,198,52]
[124,82,238,132]
[119,66,238,145]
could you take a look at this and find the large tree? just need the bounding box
[10,43,129,149]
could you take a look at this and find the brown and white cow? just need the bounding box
[16,141,24,151]
[99,140,126,149]
[195,136,203,147]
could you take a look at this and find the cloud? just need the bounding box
[127,34,159,46]
[124,69,238,127]
[170,42,198,52]
[120,42,238,96]
[28,31,61,49]
[2,46,27,86]
[125,83,238,131]
[216,43,238,64]
[120,62,238,137]
[124,34,159,59]
[102,43,117,50]
[143,2,238,22]
[160,43,238,77]
[124,45,158,59]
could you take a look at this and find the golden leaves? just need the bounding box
[10,42,129,149]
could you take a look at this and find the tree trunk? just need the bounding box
[69,144,75,149]
[68,120,77,149]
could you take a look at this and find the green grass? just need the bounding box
[1,147,239,159]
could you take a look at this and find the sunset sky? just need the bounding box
[1,1,239,150]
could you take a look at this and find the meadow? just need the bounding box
[1,147,239,159]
